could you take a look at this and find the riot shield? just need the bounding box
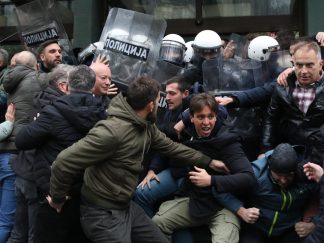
[151,60,183,84]
[266,50,293,80]
[98,8,167,86]
[227,33,249,59]
[14,0,75,64]
[203,57,261,95]
[203,57,265,160]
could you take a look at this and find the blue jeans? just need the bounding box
[0,153,16,243]
[134,169,183,217]
[7,176,39,243]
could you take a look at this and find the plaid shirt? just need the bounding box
[292,81,316,114]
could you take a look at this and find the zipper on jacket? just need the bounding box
[268,189,292,237]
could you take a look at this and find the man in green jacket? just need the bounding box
[48,76,226,243]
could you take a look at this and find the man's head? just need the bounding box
[268,143,299,188]
[189,93,218,138]
[15,51,38,70]
[89,62,112,96]
[48,64,75,94]
[0,48,9,70]
[126,76,161,123]
[68,65,96,92]
[292,41,323,86]
[165,76,190,111]
[38,40,62,71]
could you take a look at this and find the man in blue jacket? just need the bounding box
[215,143,318,243]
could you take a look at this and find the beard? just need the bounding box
[146,103,158,123]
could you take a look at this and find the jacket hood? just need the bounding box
[52,92,107,134]
[107,92,150,129]
[3,65,37,93]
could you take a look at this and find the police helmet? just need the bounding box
[192,30,222,54]
[248,36,280,62]
[159,34,186,66]
[184,41,194,63]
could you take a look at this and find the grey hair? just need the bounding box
[0,48,9,67]
[48,64,75,86]
[68,64,96,92]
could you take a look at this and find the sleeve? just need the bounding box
[15,110,53,149]
[50,121,119,203]
[212,190,244,214]
[0,121,13,141]
[231,82,276,107]
[260,85,283,153]
[150,125,212,169]
[148,153,168,174]
[210,141,256,193]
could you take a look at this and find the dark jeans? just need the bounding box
[7,176,38,243]
[240,224,304,243]
[80,199,169,243]
[33,194,89,243]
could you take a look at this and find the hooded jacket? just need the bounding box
[0,64,48,151]
[215,150,318,237]
[15,91,106,196]
[49,92,212,210]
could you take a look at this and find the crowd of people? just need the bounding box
[0,27,323,243]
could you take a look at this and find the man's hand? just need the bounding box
[257,153,265,159]
[303,162,324,183]
[215,96,234,106]
[237,207,260,224]
[189,166,211,187]
[209,160,230,174]
[46,195,66,213]
[277,67,294,87]
[137,170,160,190]
[316,32,324,46]
[223,40,235,59]
[174,120,185,139]
[92,54,109,66]
[295,221,315,238]
[107,83,118,96]
[5,103,15,122]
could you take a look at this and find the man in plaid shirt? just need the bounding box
[260,41,324,164]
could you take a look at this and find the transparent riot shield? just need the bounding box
[203,57,265,160]
[98,8,167,86]
[14,0,75,64]
[203,57,261,95]
[151,60,183,84]
[226,33,249,59]
[266,50,293,80]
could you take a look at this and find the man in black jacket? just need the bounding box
[261,41,324,162]
[7,64,73,243]
[14,65,106,243]
[152,93,255,243]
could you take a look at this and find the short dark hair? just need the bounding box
[189,93,218,116]
[126,76,161,110]
[165,75,191,93]
[48,64,75,86]
[37,39,60,57]
[68,65,96,92]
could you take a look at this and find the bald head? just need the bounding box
[15,51,37,70]
[90,62,112,96]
